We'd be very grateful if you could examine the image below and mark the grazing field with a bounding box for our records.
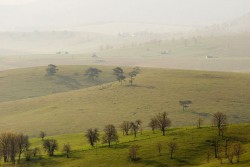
[6,124,250,167]
[0,66,249,136]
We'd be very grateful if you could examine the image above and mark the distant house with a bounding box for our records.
[161,50,170,55]
[206,56,214,59]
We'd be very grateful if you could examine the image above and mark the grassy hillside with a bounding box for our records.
[0,65,116,102]
[0,66,249,135]
[5,124,250,167]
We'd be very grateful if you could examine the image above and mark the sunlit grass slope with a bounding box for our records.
[11,124,250,167]
[0,66,249,135]
[0,65,116,102]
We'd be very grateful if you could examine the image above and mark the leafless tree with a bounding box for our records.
[120,121,130,136]
[130,122,139,138]
[212,112,227,136]
[40,131,46,141]
[213,137,219,158]
[197,117,203,128]
[43,139,58,156]
[129,144,140,161]
[102,124,119,147]
[157,142,163,156]
[156,112,171,136]
[136,119,142,135]
[149,118,158,133]
[168,141,177,159]
[207,150,211,163]
[85,128,99,147]
[233,142,243,163]
[63,143,71,158]
[16,133,29,164]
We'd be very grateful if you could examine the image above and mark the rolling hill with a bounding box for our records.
[0,66,249,136]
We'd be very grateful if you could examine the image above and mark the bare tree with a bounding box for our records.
[197,117,203,128]
[149,118,158,133]
[102,124,119,147]
[16,134,29,164]
[130,122,139,138]
[157,142,163,156]
[156,112,171,136]
[136,119,142,135]
[168,142,177,159]
[129,144,140,161]
[233,142,243,163]
[85,128,99,147]
[40,131,46,141]
[213,137,219,158]
[0,132,22,164]
[43,139,58,156]
[120,121,130,136]
[212,112,227,136]
[207,150,211,163]
[63,143,71,158]
[32,147,40,157]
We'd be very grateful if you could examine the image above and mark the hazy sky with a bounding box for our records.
[0,0,250,30]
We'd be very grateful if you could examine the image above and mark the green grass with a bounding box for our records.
[0,66,249,136]
[0,65,117,102]
[3,124,250,167]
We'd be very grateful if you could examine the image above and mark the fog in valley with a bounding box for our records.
[0,0,250,71]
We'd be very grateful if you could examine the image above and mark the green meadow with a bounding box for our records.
[4,124,250,167]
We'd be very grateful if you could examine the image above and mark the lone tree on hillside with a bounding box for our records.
[212,112,227,136]
[120,121,130,136]
[113,67,126,85]
[128,67,140,86]
[168,141,177,159]
[149,118,158,133]
[85,128,99,147]
[40,131,46,141]
[102,124,119,147]
[46,64,58,76]
[63,143,71,158]
[155,112,171,136]
[43,139,58,156]
[84,67,102,80]
[179,100,192,111]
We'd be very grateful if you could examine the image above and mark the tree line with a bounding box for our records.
[0,111,244,165]
[45,65,140,86]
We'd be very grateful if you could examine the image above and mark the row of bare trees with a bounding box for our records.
[120,120,142,137]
